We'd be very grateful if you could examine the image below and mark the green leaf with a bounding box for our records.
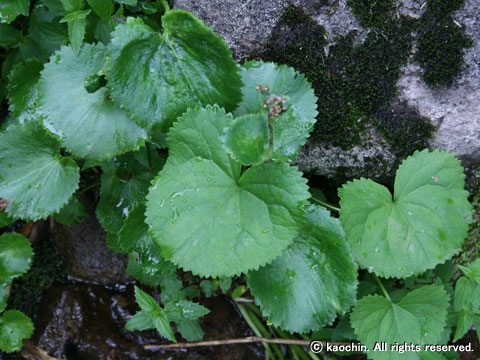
[339,150,472,278]
[0,122,80,220]
[234,61,318,161]
[146,106,309,277]
[0,0,30,24]
[126,286,176,342]
[53,196,87,225]
[60,0,83,12]
[177,320,204,341]
[7,59,44,124]
[164,300,210,322]
[458,259,480,282]
[454,277,480,312]
[351,285,449,360]
[159,274,184,304]
[67,18,86,55]
[60,9,91,22]
[0,212,16,228]
[96,149,165,233]
[453,310,474,342]
[221,113,270,165]
[38,43,147,161]
[87,0,113,19]
[117,203,149,252]
[0,24,22,47]
[126,253,163,287]
[0,310,34,353]
[247,205,358,333]
[114,0,136,5]
[105,12,242,132]
[0,233,33,285]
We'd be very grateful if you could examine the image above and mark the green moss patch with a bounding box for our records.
[347,0,396,28]
[374,105,433,157]
[262,5,413,148]
[426,0,465,19]
[415,13,472,87]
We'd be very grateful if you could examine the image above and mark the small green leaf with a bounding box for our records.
[114,0,136,5]
[87,0,113,19]
[247,205,358,333]
[458,259,480,282]
[127,286,176,342]
[53,196,87,225]
[231,285,245,299]
[454,277,480,312]
[199,280,215,298]
[453,310,474,342]
[177,320,204,341]
[117,203,149,252]
[105,12,242,132]
[0,212,16,228]
[38,43,147,161]
[0,122,80,220]
[351,285,449,360]
[146,106,309,277]
[234,61,318,161]
[7,59,44,124]
[0,310,34,353]
[159,275,184,304]
[0,24,22,47]
[164,300,210,322]
[0,0,30,24]
[60,9,91,22]
[60,0,83,12]
[0,233,33,285]
[339,150,472,278]
[221,113,270,165]
[67,18,86,55]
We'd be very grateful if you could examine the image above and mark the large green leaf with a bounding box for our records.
[0,122,80,220]
[0,24,22,47]
[7,59,44,124]
[0,233,33,285]
[38,43,147,161]
[0,310,34,353]
[339,150,472,278]
[247,205,358,333]
[0,0,30,24]
[96,147,165,233]
[233,61,318,161]
[146,106,310,277]
[105,11,242,132]
[351,285,449,360]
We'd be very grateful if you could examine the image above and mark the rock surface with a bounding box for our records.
[176,0,480,180]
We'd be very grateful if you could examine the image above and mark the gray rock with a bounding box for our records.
[174,0,290,59]
[397,0,480,165]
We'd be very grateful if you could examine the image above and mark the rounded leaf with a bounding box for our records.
[38,43,147,161]
[146,106,310,277]
[0,233,33,285]
[0,122,80,220]
[234,61,318,161]
[247,205,358,333]
[339,150,472,278]
[0,310,34,353]
[221,113,270,165]
[105,12,242,132]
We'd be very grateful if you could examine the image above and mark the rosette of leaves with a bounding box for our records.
[104,9,243,132]
[146,105,311,277]
[37,43,148,161]
[339,150,472,278]
[247,205,358,333]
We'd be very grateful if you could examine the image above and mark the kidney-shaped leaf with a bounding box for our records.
[339,150,472,278]
[105,12,242,132]
[234,61,318,161]
[146,106,310,277]
[0,122,80,220]
[351,285,449,360]
[38,43,147,161]
[247,205,358,333]
[0,310,34,353]
[0,233,33,285]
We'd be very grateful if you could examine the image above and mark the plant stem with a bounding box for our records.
[375,275,392,302]
[310,197,340,212]
[237,304,277,359]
